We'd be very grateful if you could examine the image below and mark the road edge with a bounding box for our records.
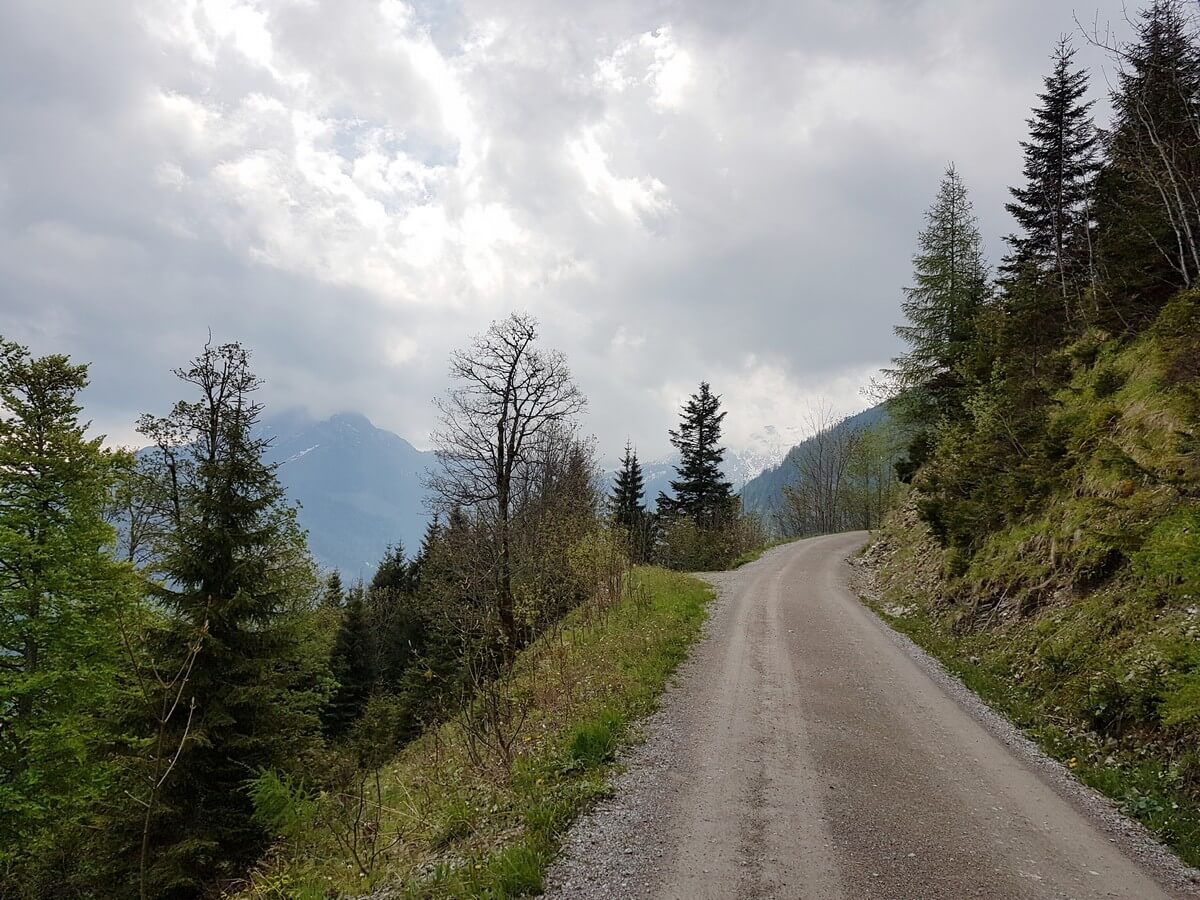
[847,548,1200,898]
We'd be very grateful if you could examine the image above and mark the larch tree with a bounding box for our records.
[889,164,990,424]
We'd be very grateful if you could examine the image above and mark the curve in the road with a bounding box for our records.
[544,532,1200,900]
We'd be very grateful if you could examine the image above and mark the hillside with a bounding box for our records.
[262,412,435,577]
[862,290,1200,863]
[739,403,889,526]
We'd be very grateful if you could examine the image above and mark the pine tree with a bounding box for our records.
[1003,37,1099,325]
[135,341,323,895]
[889,164,990,424]
[323,583,375,737]
[0,339,137,890]
[371,542,415,594]
[665,383,734,526]
[367,544,423,693]
[1095,0,1200,322]
[611,442,648,562]
[322,570,345,608]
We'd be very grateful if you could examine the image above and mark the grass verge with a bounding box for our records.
[239,567,713,899]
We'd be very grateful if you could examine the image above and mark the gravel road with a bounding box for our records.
[542,532,1200,900]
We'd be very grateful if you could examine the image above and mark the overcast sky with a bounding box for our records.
[0,0,1137,463]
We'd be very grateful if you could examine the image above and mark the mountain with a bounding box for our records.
[261,411,435,579]
[738,404,890,528]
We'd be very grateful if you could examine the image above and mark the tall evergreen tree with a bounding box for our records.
[367,544,423,693]
[323,583,375,737]
[371,542,415,594]
[611,442,648,562]
[1094,0,1200,322]
[1003,37,1099,325]
[889,164,990,424]
[611,442,646,528]
[135,341,322,896]
[322,570,345,608]
[0,339,137,891]
[663,383,734,526]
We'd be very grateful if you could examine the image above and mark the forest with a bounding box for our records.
[872,0,1200,864]
[0,310,760,897]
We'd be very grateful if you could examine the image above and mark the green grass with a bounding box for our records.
[239,567,713,898]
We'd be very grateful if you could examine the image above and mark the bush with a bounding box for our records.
[654,513,765,571]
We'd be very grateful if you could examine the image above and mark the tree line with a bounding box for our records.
[887,2,1200,559]
[0,311,763,896]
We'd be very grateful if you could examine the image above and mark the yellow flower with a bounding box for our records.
[1068,757,1078,769]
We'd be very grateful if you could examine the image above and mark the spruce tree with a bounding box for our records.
[323,584,375,737]
[666,383,734,526]
[1095,0,1200,321]
[611,442,647,562]
[322,570,345,608]
[371,542,415,594]
[0,339,137,891]
[1003,37,1099,325]
[367,544,422,693]
[135,341,322,895]
[889,164,990,424]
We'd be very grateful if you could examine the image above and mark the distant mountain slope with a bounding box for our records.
[261,412,435,579]
[739,404,889,527]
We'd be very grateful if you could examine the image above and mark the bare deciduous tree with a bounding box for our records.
[429,313,585,652]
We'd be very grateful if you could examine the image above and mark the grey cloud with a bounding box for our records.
[0,0,1137,463]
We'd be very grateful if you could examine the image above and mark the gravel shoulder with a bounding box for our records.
[542,534,1200,900]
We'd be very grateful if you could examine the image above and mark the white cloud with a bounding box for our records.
[0,0,1137,461]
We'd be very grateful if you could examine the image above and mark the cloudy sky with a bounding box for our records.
[0,0,1136,464]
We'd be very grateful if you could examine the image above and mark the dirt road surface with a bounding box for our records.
[543,532,1200,900]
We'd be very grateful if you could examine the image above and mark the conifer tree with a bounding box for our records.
[611,442,648,562]
[371,542,415,594]
[665,383,734,526]
[135,341,322,895]
[323,570,345,608]
[367,544,423,693]
[323,583,375,737]
[0,339,137,889]
[889,165,990,424]
[1094,0,1200,320]
[611,442,646,528]
[1003,37,1099,324]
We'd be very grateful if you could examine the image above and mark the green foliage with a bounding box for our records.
[1132,507,1200,604]
[0,338,140,895]
[888,164,989,425]
[236,567,713,897]
[659,382,734,526]
[611,442,650,563]
[130,341,329,895]
[654,508,764,572]
[566,710,620,770]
